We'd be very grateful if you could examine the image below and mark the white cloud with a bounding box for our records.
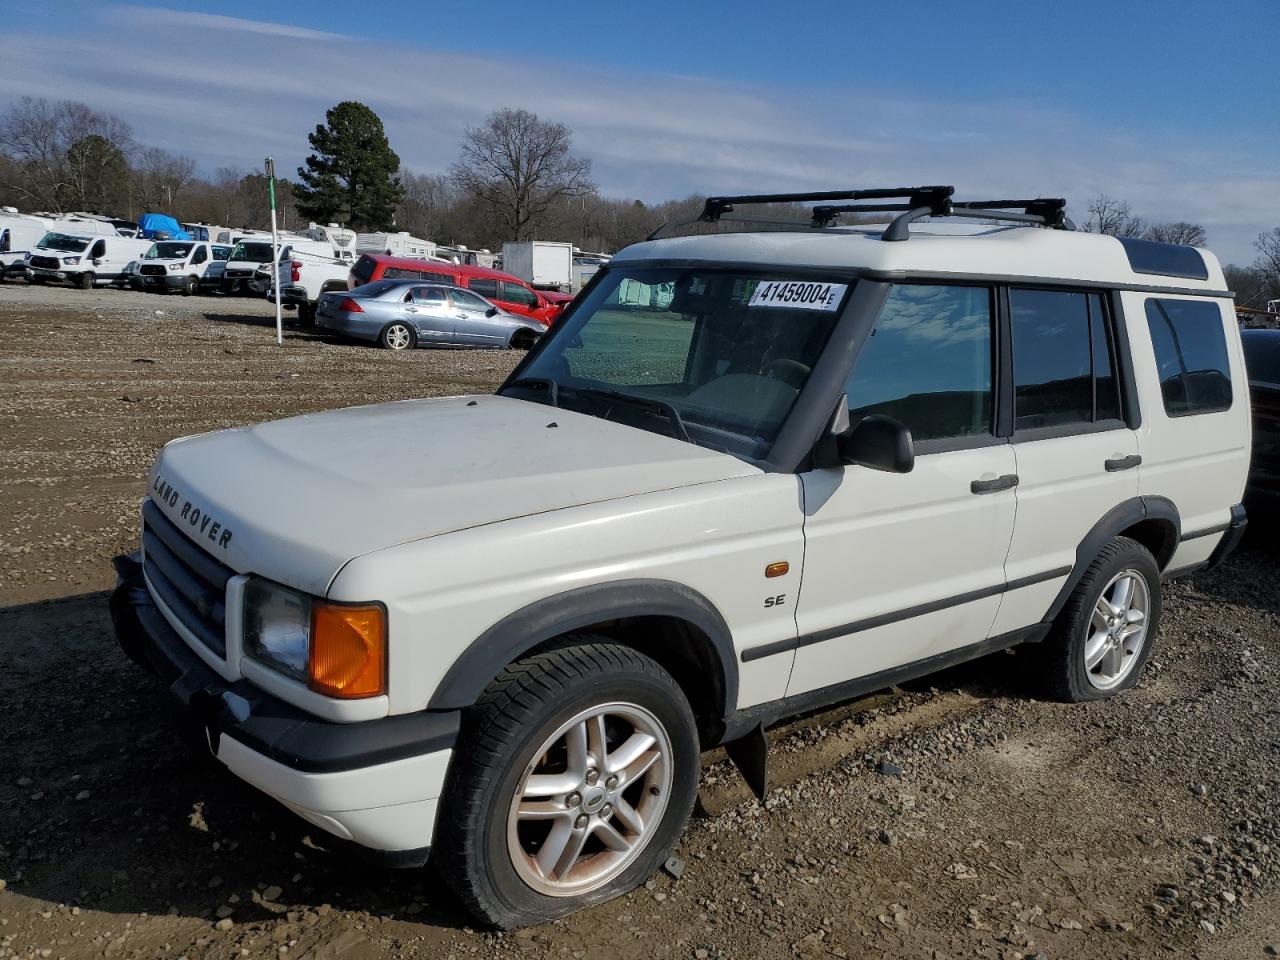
[1,5,1276,264]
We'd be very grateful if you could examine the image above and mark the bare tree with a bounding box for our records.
[1144,221,1207,246]
[0,97,133,212]
[396,170,459,239]
[132,146,196,211]
[1084,194,1146,238]
[1257,227,1280,284]
[451,108,594,241]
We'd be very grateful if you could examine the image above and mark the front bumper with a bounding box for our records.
[29,266,69,281]
[110,555,457,863]
[140,274,188,289]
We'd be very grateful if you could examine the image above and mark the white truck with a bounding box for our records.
[111,185,1250,928]
[134,240,233,295]
[262,239,356,323]
[502,240,574,292]
[357,231,436,260]
[0,209,55,280]
[26,231,153,289]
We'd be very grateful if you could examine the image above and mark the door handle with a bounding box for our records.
[455,312,469,319]
[971,474,1019,495]
[405,307,418,313]
[1105,454,1142,472]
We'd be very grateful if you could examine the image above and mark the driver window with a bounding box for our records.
[89,240,106,259]
[191,247,208,264]
[846,284,994,442]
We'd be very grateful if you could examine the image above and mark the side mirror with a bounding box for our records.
[486,307,498,317]
[837,414,914,473]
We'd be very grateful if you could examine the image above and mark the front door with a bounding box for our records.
[788,283,1018,697]
[450,288,510,346]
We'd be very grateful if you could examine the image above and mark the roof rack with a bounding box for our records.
[648,186,1073,242]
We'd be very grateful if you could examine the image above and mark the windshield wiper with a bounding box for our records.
[572,387,692,443]
[506,377,560,407]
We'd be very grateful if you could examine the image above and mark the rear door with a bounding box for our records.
[788,282,1018,696]
[404,287,454,342]
[988,287,1140,635]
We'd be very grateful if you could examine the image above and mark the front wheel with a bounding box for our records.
[436,641,700,928]
[183,275,198,296]
[77,272,95,290]
[1035,535,1162,702]
[379,321,416,351]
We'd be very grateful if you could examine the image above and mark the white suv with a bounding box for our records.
[111,186,1250,928]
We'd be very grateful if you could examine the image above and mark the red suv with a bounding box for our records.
[348,254,565,326]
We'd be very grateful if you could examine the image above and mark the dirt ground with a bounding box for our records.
[1,282,1279,960]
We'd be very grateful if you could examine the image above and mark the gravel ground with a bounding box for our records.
[1,282,1279,960]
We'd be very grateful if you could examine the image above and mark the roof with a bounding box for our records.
[357,251,527,285]
[613,223,1227,293]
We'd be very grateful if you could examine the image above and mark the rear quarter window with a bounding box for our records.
[1144,298,1233,416]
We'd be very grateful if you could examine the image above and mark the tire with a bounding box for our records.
[182,275,198,297]
[298,302,317,326]
[1035,535,1162,702]
[436,640,700,929]
[77,272,95,290]
[29,275,45,285]
[379,321,416,351]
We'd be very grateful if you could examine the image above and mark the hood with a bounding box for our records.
[148,394,758,595]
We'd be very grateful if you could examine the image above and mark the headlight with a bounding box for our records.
[168,263,183,271]
[243,578,386,698]
[64,256,81,265]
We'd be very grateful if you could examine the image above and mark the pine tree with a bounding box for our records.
[294,102,404,230]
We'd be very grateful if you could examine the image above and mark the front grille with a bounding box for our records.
[141,499,234,657]
[140,264,166,276]
[225,268,252,278]
[29,255,59,269]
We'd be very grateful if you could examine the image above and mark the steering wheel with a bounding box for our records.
[762,358,812,389]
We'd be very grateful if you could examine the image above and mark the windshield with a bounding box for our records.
[229,241,274,263]
[145,242,195,260]
[507,267,850,462]
[39,232,90,253]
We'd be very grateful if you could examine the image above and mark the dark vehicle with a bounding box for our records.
[1242,329,1280,508]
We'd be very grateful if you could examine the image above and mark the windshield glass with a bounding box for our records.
[146,242,195,260]
[39,232,90,253]
[508,267,850,462]
[229,241,274,263]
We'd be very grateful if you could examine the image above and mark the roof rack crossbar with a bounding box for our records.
[700,185,953,223]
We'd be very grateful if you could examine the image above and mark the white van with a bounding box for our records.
[0,210,55,280]
[135,240,234,295]
[221,237,279,295]
[111,185,1250,928]
[26,232,153,289]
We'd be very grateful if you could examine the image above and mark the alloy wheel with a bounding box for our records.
[1083,568,1150,690]
[506,702,672,897]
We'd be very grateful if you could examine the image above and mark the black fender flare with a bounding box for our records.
[427,579,739,715]
[1043,495,1180,623]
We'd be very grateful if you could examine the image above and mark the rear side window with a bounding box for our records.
[212,246,231,261]
[1242,333,1280,386]
[468,277,499,298]
[1144,299,1233,416]
[846,284,994,442]
[500,280,538,307]
[350,255,375,285]
[1010,289,1121,430]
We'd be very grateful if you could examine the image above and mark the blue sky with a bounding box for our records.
[4,0,1278,264]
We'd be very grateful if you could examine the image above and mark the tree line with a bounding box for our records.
[1,95,1277,306]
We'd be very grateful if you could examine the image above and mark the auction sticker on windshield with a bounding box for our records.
[749,280,847,311]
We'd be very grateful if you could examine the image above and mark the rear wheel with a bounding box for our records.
[436,641,700,928]
[77,272,94,290]
[380,322,416,351]
[1035,535,1161,702]
[298,302,317,326]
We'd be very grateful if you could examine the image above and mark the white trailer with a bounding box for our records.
[0,209,55,279]
[502,241,574,291]
[356,231,436,260]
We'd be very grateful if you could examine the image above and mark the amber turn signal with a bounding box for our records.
[308,602,386,698]
[765,561,790,578]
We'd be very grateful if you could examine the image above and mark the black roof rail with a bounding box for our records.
[648,188,1074,243]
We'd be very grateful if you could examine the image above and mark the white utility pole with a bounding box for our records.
[266,157,283,345]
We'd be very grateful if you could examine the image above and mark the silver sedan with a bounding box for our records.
[315,280,545,351]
